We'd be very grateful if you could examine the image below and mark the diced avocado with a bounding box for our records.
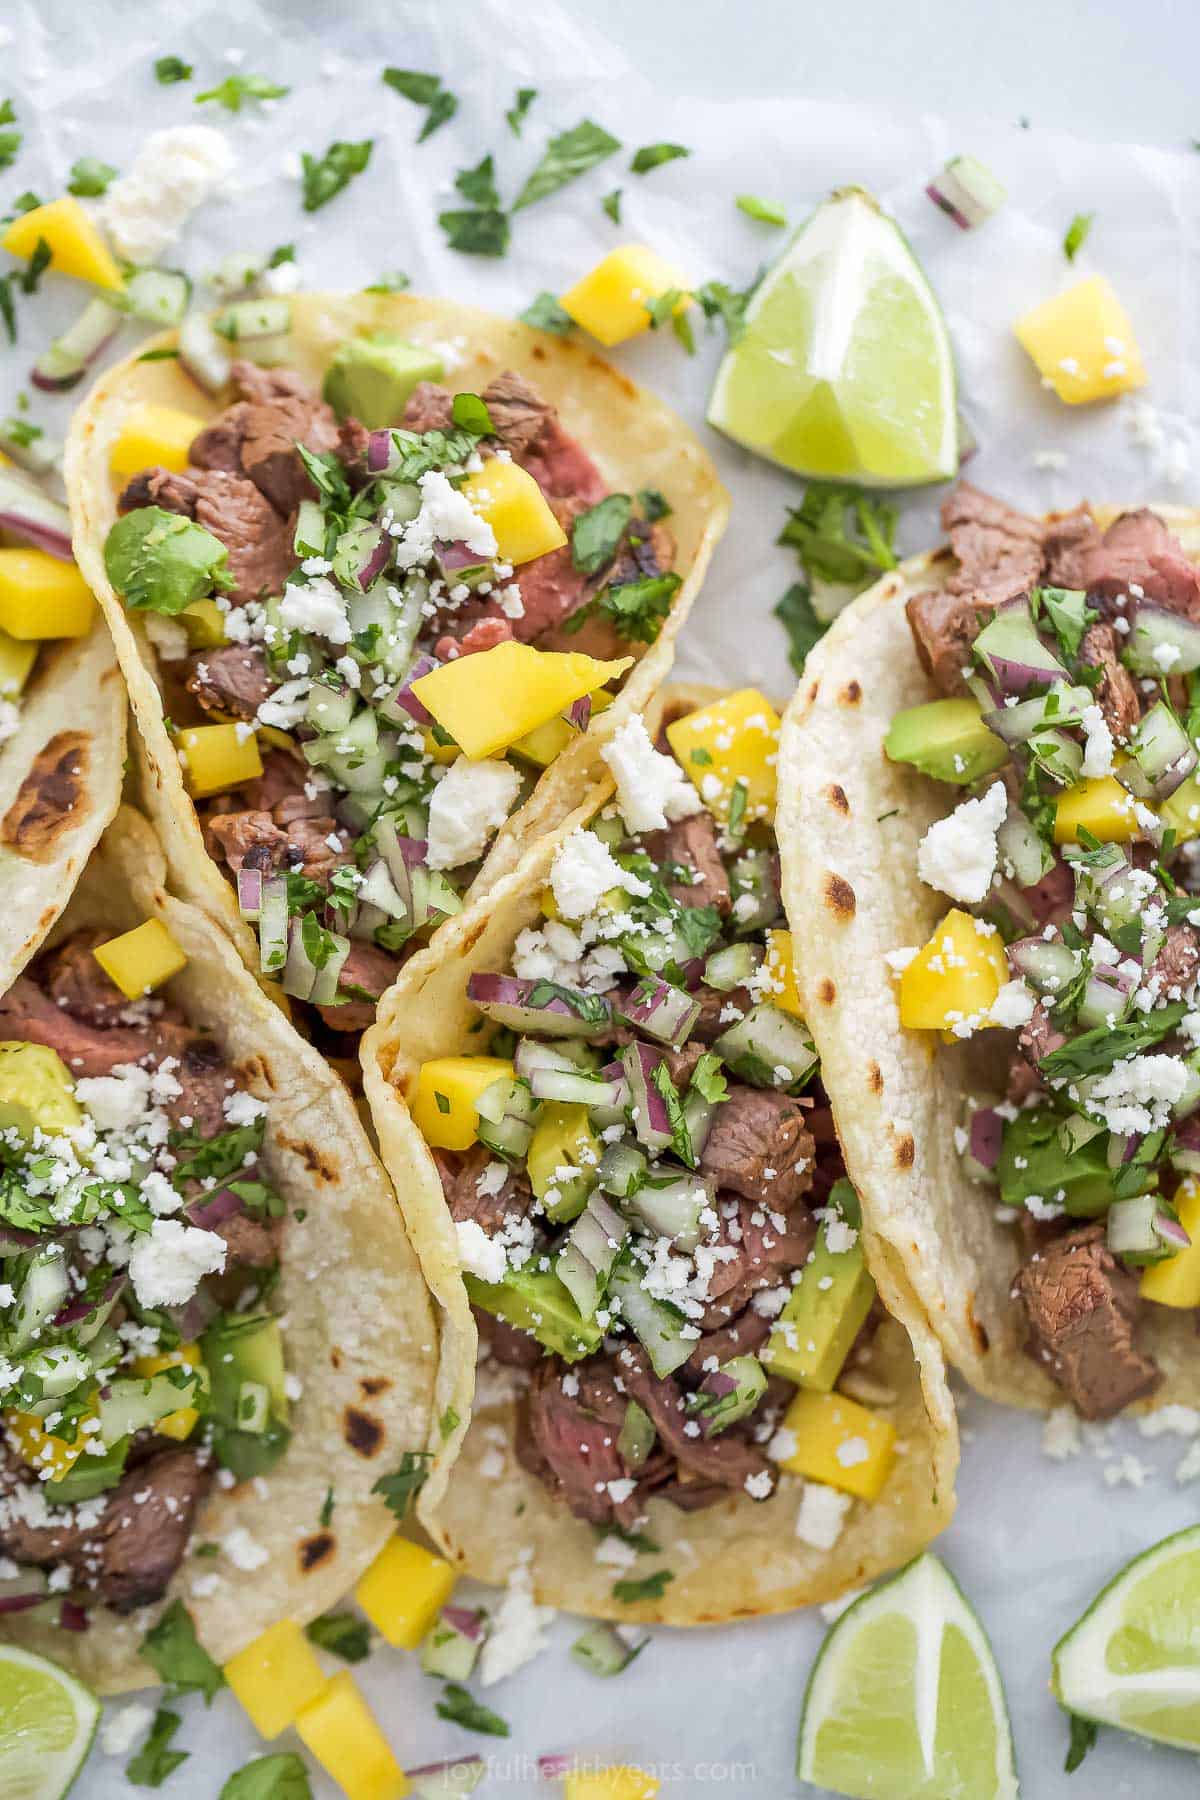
[997,1108,1122,1216]
[104,507,231,616]
[464,1268,602,1363]
[884,697,1008,786]
[526,1102,600,1223]
[45,1435,129,1505]
[201,1314,288,1426]
[764,1224,876,1391]
[0,1041,82,1141]
[97,1371,202,1446]
[322,333,445,430]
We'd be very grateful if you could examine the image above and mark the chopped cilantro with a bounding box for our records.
[774,583,827,675]
[19,237,51,295]
[301,139,373,212]
[136,347,182,363]
[612,1568,674,1603]
[67,156,117,197]
[9,191,40,215]
[1037,585,1093,661]
[155,55,193,84]
[196,74,289,112]
[630,142,690,174]
[606,1524,661,1552]
[304,1611,370,1663]
[779,483,899,590]
[451,392,495,436]
[438,208,510,257]
[736,193,787,226]
[382,69,457,141]
[434,1091,451,1114]
[372,1450,433,1520]
[268,242,295,268]
[435,1683,510,1737]
[602,187,622,224]
[694,277,755,344]
[651,1059,696,1167]
[513,119,620,211]
[0,98,20,171]
[637,487,670,522]
[319,1486,335,1530]
[597,572,680,644]
[572,493,632,575]
[690,1052,729,1107]
[454,153,501,209]
[520,291,573,334]
[364,269,411,294]
[141,1601,225,1703]
[727,778,749,839]
[1040,1003,1188,1080]
[441,1404,461,1437]
[220,1754,313,1800]
[506,87,537,136]
[127,1708,187,1787]
[1063,212,1095,263]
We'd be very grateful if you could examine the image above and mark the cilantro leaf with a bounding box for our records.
[506,87,537,136]
[0,99,20,171]
[1037,585,1093,661]
[630,142,690,174]
[572,494,632,575]
[438,208,510,257]
[383,69,457,141]
[689,1052,729,1107]
[598,572,680,644]
[319,1485,335,1527]
[304,1611,371,1663]
[220,1754,313,1800]
[19,237,51,295]
[637,488,670,523]
[513,119,620,211]
[1064,1713,1099,1774]
[774,582,827,675]
[1039,1002,1188,1081]
[196,74,289,113]
[779,483,899,589]
[364,270,411,294]
[451,392,494,436]
[520,291,573,334]
[613,1568,674,1603]
[602,188,622,224]
[141,1601,226,1703]
[372,1450,433,1520]
[454,154,501,209]
[436,1683,510,1737]
[736,193,787,226]
[694,277,754,344]
[127,1708,187,1787]
[301,140,373,213]
[155,56,193,84]
[650,1059,696,1168]
[1063,212,1095,263]
[67,156,117,197]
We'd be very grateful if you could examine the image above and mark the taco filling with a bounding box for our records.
[101,352,680,1056]
[413,694,899,1532]
[0,921,292,1625]
[887,483,1200,1419]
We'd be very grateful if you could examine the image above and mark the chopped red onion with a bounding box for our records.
[620,1040,674,1152]
[1157,1213,1192,1250]
[237,867,265,921]
[184,1187,246,1229]
[925,155,1006,231]
[58,1600,89,1632]
[467,973,612,1040]
[367,429,393,474]
[567,695,591,732]
[52,1272,124,1329]
[0,470,74,561]
[968,1107,1003,1172]
[537,1756,575,1781]
[440,1605,486,1641]
[381,655,440,727]
[701,1369,739,1399]
[616,978,700,1048]
[0,1592,47,1615]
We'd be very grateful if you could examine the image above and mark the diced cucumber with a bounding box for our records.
[32,297,122,391]
[1107,1193,1175,1265]
[97,1370,200,1446]
[571,1621,644,1676]
[306,677,357,735]
[236,1380,271,1435]
[258,878,289,976]
[294,499,326,560]
[703,942,762,992]
[9,1250,70,1354]
[714,1003,818,1089]
[607,1251,693,1378]
[420,1606,487,1681]
[122,267,192,325]
[213,298,292,342]
[598,1140,647,1199]
[557,1192,629,1319]
[688,1354,767,1433]
[306,931,350,1007]
[15,1346,91,1412]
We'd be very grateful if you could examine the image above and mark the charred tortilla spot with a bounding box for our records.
[817,978,836,1005]
[531,343,546,362]
[806,679,819,704]
[895,1132,915,1169]
[330,1348,342,1370]
[299,1531,336,1572]
[967,1297,990,1354]
[868,1061,883,1095]
[826,784,849,815]
[839,681,862,705]
[823,872,856,918]
[277,1132,337,1182]
[360,1375,390,1398]
[462,920,487,953]
[343,1407,383,1458]
[2,732,90,862]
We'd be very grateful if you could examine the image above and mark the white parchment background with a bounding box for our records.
[6,0,1200,1793]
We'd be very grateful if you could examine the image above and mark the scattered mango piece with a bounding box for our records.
[224,1618,329,1740]
[131,1342,204,1441]
[1014,275,1146,404]
[109,403,205,479]
[1142,1180,1200,1309]
[178,722,263,798]
[355,1536,457,1650]
[0,629,38,696]
[295,1671,410,1800]
[459,460,567,566]
[93,919,187,1001]
[898,908,1009,1033]
[764,929,804,1020]
[1,196,123,291]
[4,1405,94,1481]
[412,642,630,762]
[777,1388,896,1500]
[561,244,691,346]
[0,550,94,640]
[1054,773,1142,845]
[665,688,781,825]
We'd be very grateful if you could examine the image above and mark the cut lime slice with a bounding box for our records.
[1053,1522,1200,1752]
[0,1643,99,1800]
[708,187,957,487]
[797,1553,1017,1798]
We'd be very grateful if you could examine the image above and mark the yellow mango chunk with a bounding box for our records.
[93,919,188,1001]
[1141,1180,1200,1309]
[181,598,228,649]
[178,722,263,798]
[1015,275,1146,405]
[131,1342,203,1441]
[764,929,804,1020]
[566,1769,661,1800]
[355,1535,457,1650]
[665,688,781,826]
[295,1671,410,1800]
[527,1101,600,1221]
[1159,773,1200,845]
[1054,773,1141,845]
[4,1405,95,1481]
[561,244,692,347]
[0,629,38,697]
[224,1618,329,1740]
[109,403,205,479]
[0,1041,82,1138]
[0,550,94,640]
[411,1055,514,1151]
[1,196,123,291]
[458,461,567,566]
[510,685,615,768]
[777,1388,897,1501]
[898,908,1009,1032]
[412,641,631,762]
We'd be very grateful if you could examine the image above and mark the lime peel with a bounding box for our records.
[0,1643,100,1800]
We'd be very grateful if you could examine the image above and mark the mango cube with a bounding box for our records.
[0,629,38,697]
[1014,275,1146,405]
[296,1672,409,1800]
[764,929,803,1020]
[777,1388,896,1501]
[1141,1180,1200,1309]
[566,1770,661,1800]
[411,1055,514,1151]
[4,1405,94,1481]
[178,722,263,798]
[355,1535,457,1649]
[665,688,781,826]
[131,1342,203,1441]
[1,196,124,292]
[420,726,461,768]
[224,1618,329,1739]
[181,598,228,649]
[458,461,567,566]
[93,919,188,1001]
[411,642,631,762]
[110,403,205,479]
[1161,772,1200,846]
[561,244,691,347]
[0,550,94,641]
[898,908,1008,1032]
[1054,773,1141,845]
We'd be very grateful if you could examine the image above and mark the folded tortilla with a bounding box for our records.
[64,293,729,980]
[2,804,437,1691]
[777,506,1200,1411]
[363,686,957,1623]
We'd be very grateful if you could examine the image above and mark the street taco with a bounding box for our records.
[780,484,1200,1420]
[65,293,728,1079]
[364,686,956,1622]
[0,804,436,1692]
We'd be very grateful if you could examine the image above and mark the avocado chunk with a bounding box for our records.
[997,1107,1132,1217]
[104,507,231,616]
[464,1267,602,1362]
[202,1314,288,1424]
[322,333,445,430]
[45,1436,129,1506]
[0,1041,82,1142]
[764,1222,876,1391]
[884,697,1008,786]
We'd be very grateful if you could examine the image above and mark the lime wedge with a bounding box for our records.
[708,187,957,486]
[1053,1523,1200,1752]
[0,1644,99,1800]
[797,1553,1017,1798]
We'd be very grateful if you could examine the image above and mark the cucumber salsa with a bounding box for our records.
[103,332,681,1072]
[889,483,1200,1419]
[414,694,899,1535]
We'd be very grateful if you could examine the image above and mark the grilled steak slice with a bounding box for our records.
[641,811,731,915]
[434,1144,534,1235]
[1079,622,1141,742]
[698,1191,816,1326]
[314,940,401,1034]
[186,646,274,722]
[618,1346,775,1498]
[1013,1224,1162,1419]
[519,1357,640,1528]
[698,1089,815,1209]
[41,930,133,1028]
